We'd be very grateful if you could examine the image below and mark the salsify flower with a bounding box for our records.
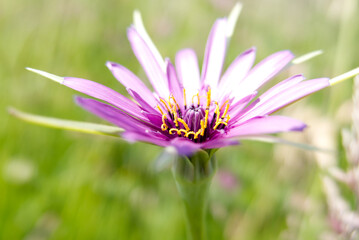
[12,4,359,240]
[23,6,333,156]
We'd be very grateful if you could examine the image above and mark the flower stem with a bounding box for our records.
[172,150,217,240]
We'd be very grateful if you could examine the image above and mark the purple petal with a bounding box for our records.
[228,92,257,118]
[127,27,169,97]
[175,48,200,102]
[201,18,228,90]
[75,96,158,132]
[232,50,295,100]
[141,112,163,127]
[241,78,330,120]
[202,138,239,149]
[217,47,256,99]
[170,138,201,156]
[127,89,160,115]
[227,116,307,138]
[257,74,305,103]
[122,131,169,147]
[166,59,184,111]
[63,77,145,120]
[106,61,158,107]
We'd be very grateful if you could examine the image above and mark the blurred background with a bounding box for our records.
[1,0,359,239]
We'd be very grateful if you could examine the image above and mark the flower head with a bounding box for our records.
[26,5,331,156]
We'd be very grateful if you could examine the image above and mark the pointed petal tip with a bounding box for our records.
[330,67,359,86]
[7,106,18,116]
[292,50,323,65]
[294,123,307,131]
[26,67,64,84]
[226,2,243,38]
[105,61,116,70]
[244,47,256,54]
[133,9,142,25]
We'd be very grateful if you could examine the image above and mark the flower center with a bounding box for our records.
[157,88,231,142]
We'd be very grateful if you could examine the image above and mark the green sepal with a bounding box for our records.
[9,107,123,137]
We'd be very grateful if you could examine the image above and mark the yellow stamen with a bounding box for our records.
[169,128,178,135]
[157,105,164,115]
[169,128,187,136]
[170,95,180,110]
[158,87,231,140]
[160,98,170,112]
[194,120,205,139]
[213,121,227,130]
[204,110,209,128]
[206,87,211,108]
[213,115,230,130]
[183,88,187,108]
[177,118,190,131]
[200,120,205,136]
[225,115,230,124]
[178,129,187,136]
[194,129,202,139]
[185,131,196,138]
[161,114,168,131]
[192,93,200,106]
[220,100,229,111]
[172,105,179,127]
[221,103,230,119]
[167,97,173,109]
[215,103,220,124]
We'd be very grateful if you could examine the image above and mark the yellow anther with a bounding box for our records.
[183,88,187,108]
[200,120,205,136]
[220,100,229,111]
[221,103,230,119]
[173,105,179,127]
[192,93,200,106]
[178,129,188,136]
[177,118,190,131]
[225,115,230,123]
[160,98,170,112]
[194,130,202,139]
[170,95,180,110]
[213,122,221,130]
[194,121,205,139]
[215,103,220,124]
[157,105,164,115]
[185,131,196,138]
[169,128,178,135]
[167,101,173,109]
[206,87,211,108]
[213,115,230,130]
[213,121,224,130]
[204,110,209,128]
[161,114,168,131]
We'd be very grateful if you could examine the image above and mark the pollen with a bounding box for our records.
[158,88,231,142]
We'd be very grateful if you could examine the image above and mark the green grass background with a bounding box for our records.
[1,0,359,239]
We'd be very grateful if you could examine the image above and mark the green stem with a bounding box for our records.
[172,150,217,240]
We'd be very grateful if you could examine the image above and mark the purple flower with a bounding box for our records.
[27,8,330,156]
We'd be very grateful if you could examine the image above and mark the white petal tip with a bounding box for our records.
[292,50,323,65]
[131,9,166,72]
[133,9,142,26]
[330,67,359,86]
[226,2,243,38]
[26,67,64,84]
[105,61,115,69]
